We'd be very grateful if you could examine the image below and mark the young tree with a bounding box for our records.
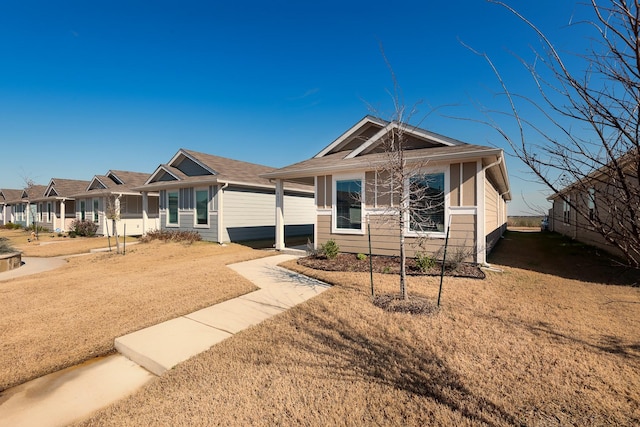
[105,195,122,254]
[472,0,640,267]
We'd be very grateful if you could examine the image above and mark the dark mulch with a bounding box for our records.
[297,253,485,279]
[372,293,439,315]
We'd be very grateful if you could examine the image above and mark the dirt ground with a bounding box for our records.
[77,231,640,426]
[1,228,131,257]
[0,236,270,391]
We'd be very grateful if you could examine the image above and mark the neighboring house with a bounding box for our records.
[137,148,315,243]
[0,189,24,225]
[72,170,159,237]
[1,186,48,228]
[33,179,91,232]
[262,116,511,264]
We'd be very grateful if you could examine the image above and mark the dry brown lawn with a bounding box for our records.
[0,240,270,391]
[76,231,640,426]
[1,228,133,257]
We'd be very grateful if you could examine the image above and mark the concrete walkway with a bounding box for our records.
[0,256,68,281]
[0,254,330,427]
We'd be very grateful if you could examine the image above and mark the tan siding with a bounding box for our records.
[317,214,477,261]
[376,170,392,207]
[450,163,460,207]
[365,171,376,207]
[325,175,332,207]
[484,177,498,233]
[462,162,477,206]
[316,176,326,208]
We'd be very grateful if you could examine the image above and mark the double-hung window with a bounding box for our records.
[195,188,209,226]
[333,176,363,233]
[409,173,445,233]
[167,191,179,226]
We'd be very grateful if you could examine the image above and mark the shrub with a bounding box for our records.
[319,239,339,259]
[139,229,202,244]
[0,237,16,254]
[69,219,98,237]
[24,224,49,233]
[2,222,21,230]
[356,253,367,261]
[415,251,436,272]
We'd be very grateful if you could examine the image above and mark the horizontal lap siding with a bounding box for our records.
[283,193,315,225]
[317,214,477,260]
[484,177,500,252]
[224,188,275,228]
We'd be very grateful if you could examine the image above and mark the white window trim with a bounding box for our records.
[405,167,449,239]
[332,172,365,235]
[166,190,180,227]
[193,187,210,228]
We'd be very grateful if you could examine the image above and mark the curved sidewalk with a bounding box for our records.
[0,256,68,281]
[0,254,330,427]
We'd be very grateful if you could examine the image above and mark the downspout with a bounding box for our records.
[217,182,229,244]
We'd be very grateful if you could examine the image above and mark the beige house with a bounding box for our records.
[33,179,91,232]
[1,186,48,228]
[263,116,511,264]
[72,170,159,237]
[0,189,24,226]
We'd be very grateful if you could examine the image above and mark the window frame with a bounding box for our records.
[194,187,210,228]
[167,190,180,227]
[405,168,449,238]
[93,199,100,223]
[332,173,365,235]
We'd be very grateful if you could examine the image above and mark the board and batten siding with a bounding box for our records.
[159,187,219,242]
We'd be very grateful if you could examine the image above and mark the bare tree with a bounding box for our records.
[469,0,640,267]
[105,194,121,254]
[361,51,446,299]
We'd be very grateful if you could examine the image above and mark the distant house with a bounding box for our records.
[263,116,511,264]
[72,170,159,236]
[1,186,48,228]
[33,179,90,232]
[0,189,25,226]
[137,148,315,244]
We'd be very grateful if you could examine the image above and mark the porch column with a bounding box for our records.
[275,179,285,250]
[2,204,5,225]
[60,200,66,232]
[141,192,149,235]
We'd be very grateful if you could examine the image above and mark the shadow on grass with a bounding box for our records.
[282,305,519,426]
[488,230,640,286]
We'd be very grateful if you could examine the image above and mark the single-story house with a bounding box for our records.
[0,189,24,225]
[72,170,159,237]
[33,178,91,232]
[136,148,315,243]
[1,185,48,228]
[547,152,639,263]
[262,116,511,264]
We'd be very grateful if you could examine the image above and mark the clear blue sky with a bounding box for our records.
[0,1,590,215]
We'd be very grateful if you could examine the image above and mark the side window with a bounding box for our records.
[334,178,362,231]
[195,189,208,226]
[168,191,179,225]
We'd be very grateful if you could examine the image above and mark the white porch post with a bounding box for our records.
[60,200,66,232]
[141,192,149,235]
[477,161,487,265]
[275,179,285,250]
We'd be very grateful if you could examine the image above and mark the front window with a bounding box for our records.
[93,199,99,223]
[588,188,595,220]
[80,201,86,221]
[563,196,570,224]
[168,191,179,225]
[47,203,52,223]
[195,189,208,226]
[409,173,445,232]
[335,178,362,231]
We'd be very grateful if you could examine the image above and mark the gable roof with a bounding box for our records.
[262,116,511,199]
[74,170,154,197]
[37,178,91,201]
[0,188,27,204]
[140,148,312,193]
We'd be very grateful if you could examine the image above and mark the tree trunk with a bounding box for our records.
[113,219,120,254]
[399,210,407,299]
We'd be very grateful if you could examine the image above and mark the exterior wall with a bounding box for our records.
[317,213,476,259]
[484,176,504,253]
[159,187,219,242]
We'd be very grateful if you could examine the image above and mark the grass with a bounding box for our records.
[0,238,270,391]
[75,230,640,426]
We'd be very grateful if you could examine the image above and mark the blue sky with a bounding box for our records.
[0,1,590,214]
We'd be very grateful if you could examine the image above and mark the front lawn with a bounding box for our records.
[0,241,268,391]
[78,231,640,426]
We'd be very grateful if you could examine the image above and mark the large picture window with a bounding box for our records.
[195,189,208,226]
[168,191,179,225]
[335,178,362,231]
[409,173,445,232]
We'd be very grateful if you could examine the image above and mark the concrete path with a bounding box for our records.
[0,254,330,426]
[0,256,68,281]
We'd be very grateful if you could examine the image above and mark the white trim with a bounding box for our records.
[314,116,386,158]
[477,161,486,264]
[449,206,477,215]
[317,209,332,216]
[404,166,449,239]
[332,173,365,235]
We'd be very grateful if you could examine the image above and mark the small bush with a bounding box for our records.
[0,237,16,254]
[356,253,367,261]
[139,229,202,244]
[69,219,98,237]
[2,222,21,230]
[319,239,339,259]
[24,224,49,233]
[415,251,435,272]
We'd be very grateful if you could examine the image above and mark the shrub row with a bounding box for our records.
[139,229,202,244]
[69,219,98,237]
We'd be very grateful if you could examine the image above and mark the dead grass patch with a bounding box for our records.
[0,241,269,391]
[78,232,640,426]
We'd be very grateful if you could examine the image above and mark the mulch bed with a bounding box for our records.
[372,293,440,315]
[297,253,485,279]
